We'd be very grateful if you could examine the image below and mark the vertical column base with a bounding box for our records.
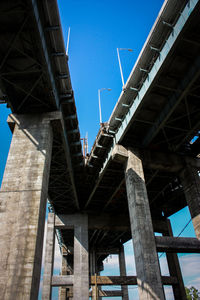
[73,214,89,300]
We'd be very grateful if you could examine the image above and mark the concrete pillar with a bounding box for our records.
[42,212,55,300]
[163,219,187,300]
[119,245,129,300]
[73,214,89,300]
[179,161,200,239]
[59,253,73,300]
[0,113,53,300]
[91,249,98,300]
[98,272,102,300]
[124,148,165,300]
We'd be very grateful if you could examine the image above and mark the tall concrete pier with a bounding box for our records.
[0,114,53,299]
[0,0,200,299]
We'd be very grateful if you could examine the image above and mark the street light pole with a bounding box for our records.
[66,27,70,56]
[117,48,133,87]
[98,88,111,126]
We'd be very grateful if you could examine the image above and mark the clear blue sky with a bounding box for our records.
[0,0,199,299]
[57,0,165,149]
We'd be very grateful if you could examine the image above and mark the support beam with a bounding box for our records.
[42,213,55,300]
[56,213,168,233]
[155,236,200,253]
[96,248,119,255]
[96,290,123,297]
[119,245,129,300]
[90,276,177,286]
[67,290,123,297]
[52,275,177,286]
[124,147,165,299]
[0,113,53,299]
[52,275,74,287]
[112,144,185,172]
[179,159,200,239]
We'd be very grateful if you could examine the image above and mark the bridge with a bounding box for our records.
[0,0,200,299]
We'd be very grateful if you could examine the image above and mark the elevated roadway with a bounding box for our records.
[84,0,200,257]
[0,0,200,285]
[0,0,85,213]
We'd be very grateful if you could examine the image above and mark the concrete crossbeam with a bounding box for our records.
[55,213,168,233]
[112,144,196,173]
[67,290,123,297]
[52,275,74,287]
[96,248,119,255]
[53,275,177,286]
[90,276,177,286]
[155,236,200,253]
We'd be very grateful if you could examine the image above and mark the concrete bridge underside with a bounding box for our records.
[0,0,200,299]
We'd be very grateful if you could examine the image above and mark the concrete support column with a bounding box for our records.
[0,113,53,300]
[163,219,186,300]
[91,249,98,300]
[73,214,89,300]
[42,212,55,300]
[179,161,200,239]
[98,272,102,300]
[124,148,165,300]
[59,254,73,300]
[119,245,129,300]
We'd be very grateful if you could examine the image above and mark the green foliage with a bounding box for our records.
[185,286,199,300]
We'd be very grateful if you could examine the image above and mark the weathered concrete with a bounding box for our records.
[124,148,165,300]
[56,213,169,234]
[163,219,187,300]
[0,113,53,300]
[73,214,89,300]
[68,290,123,297]
[90,249,98,300]
[180,160,200,239]
[42,212,55,300]
[112,144,185,173]
[59,253,73,300]
[155,236,200,253]
[90,275,177,286]
[119,245,129,300]
[52,275,74,286]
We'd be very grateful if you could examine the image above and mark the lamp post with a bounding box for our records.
[117,48,133,87]
[98,88,111,126]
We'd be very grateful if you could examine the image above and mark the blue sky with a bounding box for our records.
[0,0,200,299]
[57,0,165,149]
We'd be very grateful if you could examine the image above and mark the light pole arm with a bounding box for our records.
[98,89,102,124]
[117,48,125,87]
